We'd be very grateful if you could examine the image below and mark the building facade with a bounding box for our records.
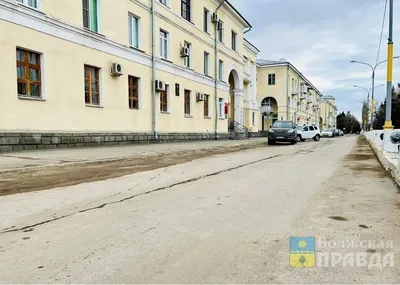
[256,60,323,131]
[242,39,259,132]
[0,0,258,150]
[320,95,337,129]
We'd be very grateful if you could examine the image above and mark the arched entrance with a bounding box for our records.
[228,68,243,124]
[260,97,278,131]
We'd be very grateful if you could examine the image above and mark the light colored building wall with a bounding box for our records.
[0,0,250,134]
[243,40,259,131]
[257,62,324,131]
[320,96,337,128]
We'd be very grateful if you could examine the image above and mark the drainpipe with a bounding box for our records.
[214,0,225,140]
[286,65,289,120]
[244,25,252,34]
[151,0,158,140]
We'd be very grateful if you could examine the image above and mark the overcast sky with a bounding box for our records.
[230,0,400,120]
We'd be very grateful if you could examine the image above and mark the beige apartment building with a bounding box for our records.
[320,95,337,129]
[0,0,260,151]
[256,60,325,131]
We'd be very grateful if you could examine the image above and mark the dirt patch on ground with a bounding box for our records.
[0,143,265,197]
[345,136,388,178]
[329,216,348,221]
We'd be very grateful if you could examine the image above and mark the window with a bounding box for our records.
[309,126,315,131]
[160,85,168,112]
[218,60,224,81]
[17,0,38,9]
[303,126,309,132]
[218,98,224,118]
[204,94,209,117]
[181,0,191,21]
[160,30,168,59]
[268,73,276,85]
[84,65,100,105]
[82,0,98,32]
[184,89,191,115]
[184,42,191,68]
[159,0,167,5]
[204,52,209,76]
[218,21,224,42]
[273,121,293,128]
[231,30,237,51]
[129,15,140,49]
[203,8,210,33]
[128,76,139,110]
[16,48,41,98]
[252,112,255,126]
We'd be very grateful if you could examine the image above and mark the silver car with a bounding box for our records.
[321,128,334,137]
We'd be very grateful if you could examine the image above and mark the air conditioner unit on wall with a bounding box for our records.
[196,92,205,101]
[155,80,166,92]
[211,13,218,23]
[181,46,190,57]
[111,63,123,76]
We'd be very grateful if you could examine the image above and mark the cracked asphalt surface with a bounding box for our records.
[0,136,399,284]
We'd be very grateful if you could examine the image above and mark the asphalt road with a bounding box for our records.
[0,136,399,284]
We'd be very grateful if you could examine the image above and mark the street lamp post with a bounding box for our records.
[350,56,399,131]
[385,0,394,130]
[353,84,385,130]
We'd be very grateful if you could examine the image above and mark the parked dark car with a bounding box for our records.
[268,121,298,145]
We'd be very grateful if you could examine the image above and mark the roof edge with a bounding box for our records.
[224,0,252,29]
[244,38,260,53]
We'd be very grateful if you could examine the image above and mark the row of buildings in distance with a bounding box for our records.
[0,0,338,151]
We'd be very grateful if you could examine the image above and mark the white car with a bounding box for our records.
[321,128,334,137]
[296,124,321,142]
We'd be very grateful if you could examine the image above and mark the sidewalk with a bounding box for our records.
[0,138,267,171]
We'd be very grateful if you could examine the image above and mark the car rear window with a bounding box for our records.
[273,122,293,128]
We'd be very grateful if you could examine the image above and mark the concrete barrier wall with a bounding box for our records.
[364,130,400,186]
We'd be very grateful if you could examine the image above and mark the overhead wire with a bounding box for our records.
[375,0,389,65]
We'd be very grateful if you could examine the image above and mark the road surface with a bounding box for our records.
[0,136,399,284]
